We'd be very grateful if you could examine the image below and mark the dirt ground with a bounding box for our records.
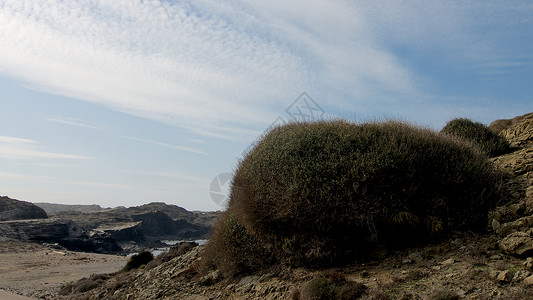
[0,241,127,299]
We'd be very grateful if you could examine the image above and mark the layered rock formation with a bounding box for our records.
[0,202,219,254]
[489,112,533,257]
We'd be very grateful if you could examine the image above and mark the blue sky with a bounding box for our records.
[0,1,532,211]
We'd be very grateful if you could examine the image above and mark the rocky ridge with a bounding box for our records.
[0,196,48,221]
[0,202,219,254]
[34,203,105,214]
[41,113,533,299]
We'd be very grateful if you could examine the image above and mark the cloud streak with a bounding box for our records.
[0,135,90,160]
[0,0,419,139]
[44,115,101,130]
[118,135,207,155]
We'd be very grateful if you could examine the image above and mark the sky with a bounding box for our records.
[0,0,532,211]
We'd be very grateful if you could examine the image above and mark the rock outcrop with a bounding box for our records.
[0,202,219,254]
[0,218,122,254]
[489,112,533,258]
[490,112,533,148]
[0,196,48,221]
[34,203,105,214]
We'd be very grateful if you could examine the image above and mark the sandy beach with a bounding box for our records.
[0,241,127,299]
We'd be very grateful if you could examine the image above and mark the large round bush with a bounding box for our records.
[206,120,502,271]
[441,118,511,157]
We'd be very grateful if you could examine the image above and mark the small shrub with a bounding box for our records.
[73,280,99,293]
[329,271,347,284]
[145,242,199,271]
[110,272,135,292]
[88,273,109,282]
[171,241,198,257]
[58,274,108,295]
[123,251,154,271]
[58,283,74,295]
[405,269,430,281]
[441,118,511,157]
[144,258,162,271]
[200,210,272,277]
[300,277,335,300]
[334,280,367,299]
[291,287,302,300]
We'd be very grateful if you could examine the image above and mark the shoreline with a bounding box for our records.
[0,241,127,298]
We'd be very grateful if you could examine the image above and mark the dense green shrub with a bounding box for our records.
[441,118,511,157]
[205,120,502,274]
[123,251,154,271]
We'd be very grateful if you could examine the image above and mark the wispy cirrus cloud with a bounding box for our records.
[0,0,531,138]
[118,135,207,155]
[0,135,90,160]
[0,0,419,140]
[44,115,101,130]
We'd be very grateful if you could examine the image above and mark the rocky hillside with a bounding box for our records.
[0,196,48,221]
[34,203,105,214]
[0,202,219,254]
[48,112,533,300]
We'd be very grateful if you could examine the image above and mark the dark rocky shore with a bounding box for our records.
[0,200,219,255]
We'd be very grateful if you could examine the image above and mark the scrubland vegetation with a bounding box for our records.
[45,113,533,300]
[202,119,503,277]
[441,118,511,157]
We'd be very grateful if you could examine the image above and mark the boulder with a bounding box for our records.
[524,275,533,286]
[492,148,533,176]
[499,231,533,256]
[496,270,514,283]
[496,215,533,237]
[489,112,533,133]
[524,257,533,270]
[499,113,533,148]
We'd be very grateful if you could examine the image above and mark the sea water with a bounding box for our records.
[151,239,207,256]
